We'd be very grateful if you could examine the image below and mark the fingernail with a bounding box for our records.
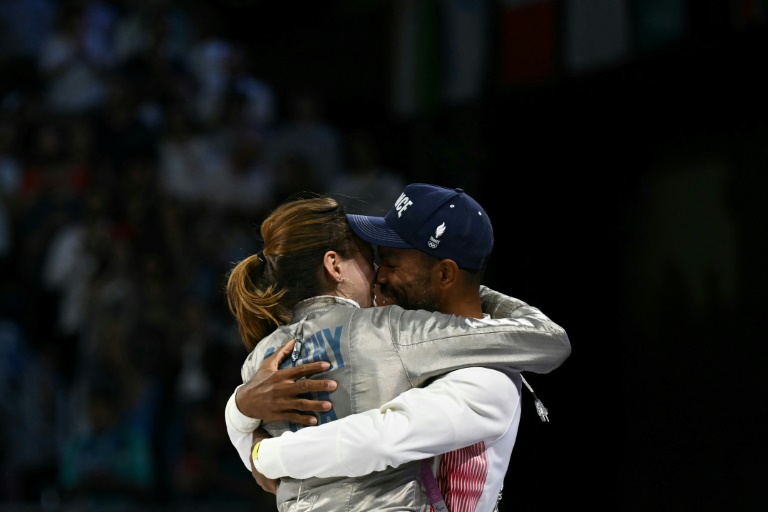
[320,362,330,370]
[323,402,332,410]
[308,417,318,425]
[327,381,337,390]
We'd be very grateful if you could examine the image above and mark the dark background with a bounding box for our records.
[1,1,766,511]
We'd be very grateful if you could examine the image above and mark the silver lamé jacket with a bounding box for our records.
[239,286,571,512]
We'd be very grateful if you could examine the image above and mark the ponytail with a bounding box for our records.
[226,253,291,351]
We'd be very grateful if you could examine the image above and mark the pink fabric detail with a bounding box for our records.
[436,442,488,512]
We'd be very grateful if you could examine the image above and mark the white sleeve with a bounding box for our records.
[224,385,263,471]
[254,367,520,479]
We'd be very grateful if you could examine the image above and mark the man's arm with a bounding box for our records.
[387,286,571,386]
[253,367,520,479]
[225,340,338,470]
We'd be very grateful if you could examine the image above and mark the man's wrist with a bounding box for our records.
[226,386,262,432]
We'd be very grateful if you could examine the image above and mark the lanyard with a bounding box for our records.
[420,459,448,512]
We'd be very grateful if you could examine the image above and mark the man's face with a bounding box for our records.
[374,246,439,311]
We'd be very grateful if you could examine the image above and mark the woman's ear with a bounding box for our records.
[323,250,343,282]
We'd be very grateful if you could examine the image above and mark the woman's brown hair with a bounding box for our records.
[226,196,359,351]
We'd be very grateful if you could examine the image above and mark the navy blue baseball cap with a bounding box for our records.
[346,183,493,271]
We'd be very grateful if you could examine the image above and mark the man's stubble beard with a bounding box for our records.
[389,270,439,312]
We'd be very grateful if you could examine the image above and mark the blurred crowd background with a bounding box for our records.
[1,1,766,511]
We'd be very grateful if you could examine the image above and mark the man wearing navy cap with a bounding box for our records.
[347,183,494,313]
[345,184,515,511]
[228,183,568,511]
[348,184,493,269]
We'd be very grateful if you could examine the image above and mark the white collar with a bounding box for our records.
[295,294,361,309]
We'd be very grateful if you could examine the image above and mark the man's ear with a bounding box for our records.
[322,251,343,282]
[434,259,459,289]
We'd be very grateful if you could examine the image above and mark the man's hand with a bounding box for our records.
[236,339,337,425]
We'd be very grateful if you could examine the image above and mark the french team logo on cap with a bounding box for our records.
[428,223,446,249]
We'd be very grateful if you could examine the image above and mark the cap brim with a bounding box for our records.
[346,214,412,248]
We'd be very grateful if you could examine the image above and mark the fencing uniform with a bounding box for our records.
[226,286,569,511]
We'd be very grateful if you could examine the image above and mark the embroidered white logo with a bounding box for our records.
[428,222,446,249]
[394,192,413,218]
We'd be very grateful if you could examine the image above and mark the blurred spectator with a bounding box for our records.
[79,236,141,369]
[0,324,60,503]
[59,372,156,509]
[0,198,10,263]
[206,127,276,215]
[174,298,215,406]
[186,25,234,127]
[328,129,408,215]
[40,188,108,384]
[228,46,277,134]
[112,0,195,135]
[156,102,212,204]
[0,113,22,200]
[267,89,344,194]
[37,3,111,115]
[170,398,268,508]
[77,0,121,68]
[112,0,193,68]
[0,114,19,264]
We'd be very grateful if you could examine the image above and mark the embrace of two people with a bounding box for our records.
[223,183,571,512]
